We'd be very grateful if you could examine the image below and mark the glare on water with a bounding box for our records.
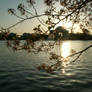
[60,41,71,58]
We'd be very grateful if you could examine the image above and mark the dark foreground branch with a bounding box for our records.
[37,44,92,73]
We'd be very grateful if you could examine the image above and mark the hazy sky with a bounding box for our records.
[0,0,88,35]
[0,0,21,26]
[0,0,46,35]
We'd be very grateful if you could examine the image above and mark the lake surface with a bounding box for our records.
[0,41,92,92]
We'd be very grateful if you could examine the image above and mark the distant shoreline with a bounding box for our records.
[0,39,92,41]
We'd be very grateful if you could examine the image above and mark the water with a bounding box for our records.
[0,41,92,92]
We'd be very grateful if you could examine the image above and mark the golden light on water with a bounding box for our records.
[60,41,72,75]
[60,42,71,58]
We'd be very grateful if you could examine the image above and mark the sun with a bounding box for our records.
[55,21,73,32]
[55,20,82,33]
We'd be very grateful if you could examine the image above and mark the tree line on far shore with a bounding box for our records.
[0,26,92,40]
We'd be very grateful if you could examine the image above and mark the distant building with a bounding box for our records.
[48,26,69,40]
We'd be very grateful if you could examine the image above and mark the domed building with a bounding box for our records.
[48,26,69,40]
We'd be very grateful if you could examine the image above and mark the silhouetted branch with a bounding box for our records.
[37,44,92,73]
[55,0,92,26]
[69,44,92,57]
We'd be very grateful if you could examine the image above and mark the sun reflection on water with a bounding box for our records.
[60,41,71,58]
[60,41,72,75]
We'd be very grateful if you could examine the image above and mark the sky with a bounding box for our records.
[0,0,46,35]
[0,0,87,35]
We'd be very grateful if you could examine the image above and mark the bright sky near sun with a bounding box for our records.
[0,0,82,35]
